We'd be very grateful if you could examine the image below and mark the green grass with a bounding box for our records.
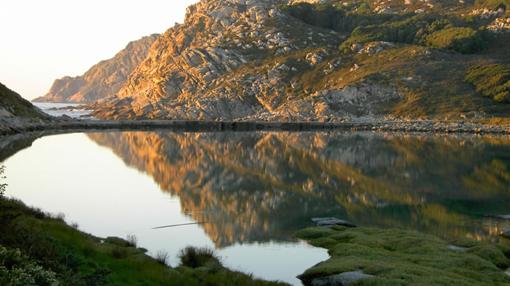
[296,226,510,285]
[0,197,287,286]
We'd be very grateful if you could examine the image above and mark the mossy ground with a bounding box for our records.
[296,226,510,285]
[0,197,287,286]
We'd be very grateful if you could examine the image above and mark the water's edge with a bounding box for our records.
[1,118,510,137]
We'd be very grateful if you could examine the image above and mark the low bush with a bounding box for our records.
[466,64,510,102]
[179,247,219,269]
[0,166,6,197]
[0,245,60,286]
[283,2,403,34]
[125,235,137,248]
[154,250,169,266]
[110,247,128,259]
[425,27,486,53]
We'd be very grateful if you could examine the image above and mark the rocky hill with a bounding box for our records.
[33,35,159,103]
[0,83,51,134]
[0,83,48,120]
[54,0,510,121]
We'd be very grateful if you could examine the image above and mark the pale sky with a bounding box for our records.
[0,0,198,100]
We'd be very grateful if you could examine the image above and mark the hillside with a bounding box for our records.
[33,35,159,103]
[0,83,48,120]
[42,0,510,121]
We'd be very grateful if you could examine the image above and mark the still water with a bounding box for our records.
[2,131,510,284]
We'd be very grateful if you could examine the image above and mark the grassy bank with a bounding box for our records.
[296,226,510,285]
[0,196,287,286]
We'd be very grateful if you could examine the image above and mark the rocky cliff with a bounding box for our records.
[48,0,510,121]
[34,35,159,103]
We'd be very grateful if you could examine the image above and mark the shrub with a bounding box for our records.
[0,245,60,286]
[154,250,169,266]
[126,235,137,248]
[283,3,402,34]
[340,14,436,51]
[0,166,6,197]
[104,237,131,247]
[466,64,510,102]
[178,247,219,269]
[475,0,510,9]
[425,27,486,53]
[110,247,128,259]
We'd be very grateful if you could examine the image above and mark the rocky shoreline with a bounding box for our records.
[1,117,510,137]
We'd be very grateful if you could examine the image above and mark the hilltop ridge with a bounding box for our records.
[33,35,159,103]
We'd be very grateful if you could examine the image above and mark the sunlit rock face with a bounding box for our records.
[88,131,510,246]
[90,0,405,121]
[34,35,159,103]
[38,0,510,120]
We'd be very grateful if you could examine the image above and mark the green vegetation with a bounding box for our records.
[466,64,510,103]
[282,3,404,34]
[179,247,219,269]
[285,3,489,54]
[296,226,510,285]
[426,27,486,54]
[278,1,510,119]
[0,196,287,286]
[0,166,6,197]
[0,246,59,286]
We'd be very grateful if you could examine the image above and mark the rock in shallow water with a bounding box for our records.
[311,217,356,227]
[311,270,374,286]
[447,245,468,252]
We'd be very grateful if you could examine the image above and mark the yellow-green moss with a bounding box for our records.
[297,226,510,285]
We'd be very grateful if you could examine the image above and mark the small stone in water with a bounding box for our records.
[312,217,356,227]
[311,270,374,286]
[447,245,468,252]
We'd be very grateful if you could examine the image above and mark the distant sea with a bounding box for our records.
[33,102,93,119]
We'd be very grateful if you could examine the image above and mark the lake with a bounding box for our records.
[2,131,510,285]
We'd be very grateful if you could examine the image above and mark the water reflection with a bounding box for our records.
[85,131,510,243]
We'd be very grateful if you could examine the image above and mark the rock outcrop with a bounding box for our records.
[34,35,159,103]
[39,0,510,121]
[91,0,402,121]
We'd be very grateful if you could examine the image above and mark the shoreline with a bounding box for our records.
[1,118,510,137]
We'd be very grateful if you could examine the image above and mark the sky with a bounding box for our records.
[0,0,198,100]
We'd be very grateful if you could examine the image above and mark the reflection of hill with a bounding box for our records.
[87,132,510,246]
[0,134,39,162]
